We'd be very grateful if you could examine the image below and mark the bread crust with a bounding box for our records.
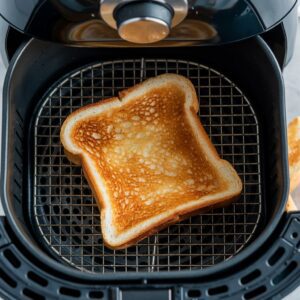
[61,74,242,249]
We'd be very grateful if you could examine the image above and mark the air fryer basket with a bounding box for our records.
[32,58,262,273]
[1,35,289,286]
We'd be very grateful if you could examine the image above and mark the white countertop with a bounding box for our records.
[0,23,299,298]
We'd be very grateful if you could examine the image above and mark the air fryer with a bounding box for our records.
[0,1,300,300]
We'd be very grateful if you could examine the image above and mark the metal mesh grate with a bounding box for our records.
[33,59,262,273]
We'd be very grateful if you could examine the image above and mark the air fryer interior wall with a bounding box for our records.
[1,36,288,279]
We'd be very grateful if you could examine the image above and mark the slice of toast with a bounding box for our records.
[286,117,300,212]
[288,117,300,192]
[60,73,242,249]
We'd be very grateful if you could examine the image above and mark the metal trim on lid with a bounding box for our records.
[118,17,171,43]
[100,0,188,30]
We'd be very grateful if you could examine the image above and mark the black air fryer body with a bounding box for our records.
[0,1,300,300]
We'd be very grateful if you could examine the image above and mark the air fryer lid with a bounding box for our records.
[0,0,297,46]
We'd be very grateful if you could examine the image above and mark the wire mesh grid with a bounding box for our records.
[33,59,262,273]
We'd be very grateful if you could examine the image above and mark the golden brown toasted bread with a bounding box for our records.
[60,74,242,249]
[286,117,300,212]
[288,117,300,192]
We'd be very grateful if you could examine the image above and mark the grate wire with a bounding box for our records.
[33,59,262,273]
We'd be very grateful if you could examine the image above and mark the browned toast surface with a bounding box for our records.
[71,85,227,231]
